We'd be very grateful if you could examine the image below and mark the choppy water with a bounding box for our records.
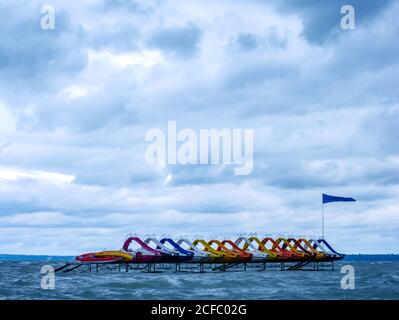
[1,257,398,299]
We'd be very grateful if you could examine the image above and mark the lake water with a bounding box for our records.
[1,255,398,299]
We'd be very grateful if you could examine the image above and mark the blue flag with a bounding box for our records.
[322,193,356,204]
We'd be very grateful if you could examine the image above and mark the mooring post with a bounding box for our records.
[244,263,247,271]
[96,264,99,272]
[200,263,204,273]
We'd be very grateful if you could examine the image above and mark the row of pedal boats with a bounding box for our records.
[76,236,344,264]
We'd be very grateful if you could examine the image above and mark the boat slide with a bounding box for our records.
[192,239,226,261]
[221,240,253,261]
[234,237,270,261]
[208,240,242,262]
[275,238,308,259]
[296,239,326,259]
[317,239,345,258]
[176,238,212,262]
[308,239,339,259]
[287,238,321,258]
[160,238,194,262]
[246,237,281,259]
[74,236,344,264]
[122,236,161,262]
[262,237,302,259]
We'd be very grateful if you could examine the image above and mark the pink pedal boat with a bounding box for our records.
[122,236,161,263]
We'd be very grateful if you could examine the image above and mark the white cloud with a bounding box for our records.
[88,49,163,68]
[0,167,75,184]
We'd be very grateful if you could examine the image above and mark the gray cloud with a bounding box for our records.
[236,33,258,51]
[233,28,287,52]
[0,2,87,91]
[274,0,395,43]
[147,23,202,58]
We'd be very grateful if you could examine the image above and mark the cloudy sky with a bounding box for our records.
[0,0,398,255]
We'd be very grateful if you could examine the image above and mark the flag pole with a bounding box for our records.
[322,199,325,240]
